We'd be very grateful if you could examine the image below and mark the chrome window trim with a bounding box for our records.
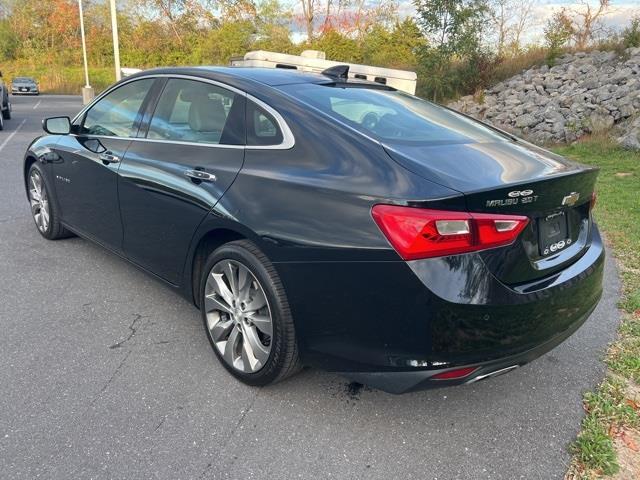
[73,134,246,150]
[71,73,295,150]
[245,95,295,150]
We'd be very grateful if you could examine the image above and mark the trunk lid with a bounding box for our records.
[384,140,599,285]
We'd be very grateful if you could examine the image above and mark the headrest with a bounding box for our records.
[188,96,227,133]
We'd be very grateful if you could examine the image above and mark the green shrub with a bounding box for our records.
[544,9,574,66]
[622,17,640,48]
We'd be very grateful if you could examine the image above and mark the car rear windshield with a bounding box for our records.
[281,83,509,145]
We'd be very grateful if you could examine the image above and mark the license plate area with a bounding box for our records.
[538,211,569,256]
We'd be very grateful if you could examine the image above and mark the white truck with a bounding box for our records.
[231,50,417,95]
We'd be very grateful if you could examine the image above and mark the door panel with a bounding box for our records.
[53,135,130,250]
[118,78,246,284]
[52,78,156,252]
[119,142,244,284]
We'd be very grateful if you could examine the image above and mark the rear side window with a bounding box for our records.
[282,84,509,145]
[246,100,283,146]
[147,79,243,145]
[82,79,154,137]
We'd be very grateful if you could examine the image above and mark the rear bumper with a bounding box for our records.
[342,299,598,393]
[277,226,604,393]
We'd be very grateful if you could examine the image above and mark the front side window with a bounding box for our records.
[147,79,241,145]
[81,79,154,137]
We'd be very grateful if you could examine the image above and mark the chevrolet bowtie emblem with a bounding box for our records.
[562,192,580,207]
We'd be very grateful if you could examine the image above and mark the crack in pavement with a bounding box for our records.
[199,389,261,479]
[87,313,149,408]
[154,416,166,432]
[88,350,132,408]
[109,313,145,349]
[153,405,183,434]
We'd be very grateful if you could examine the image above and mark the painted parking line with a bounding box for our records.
[33,100,42,110]
[0,119,27,153]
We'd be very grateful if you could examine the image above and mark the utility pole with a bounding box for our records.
[109,0,121,81]
[78,0,94,104]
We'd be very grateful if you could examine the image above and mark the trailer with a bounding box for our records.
[231,50,418,95]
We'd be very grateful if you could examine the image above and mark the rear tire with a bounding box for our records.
[200,240,301,386]
[27,163,73,240]
[0,112,4,130]
[1,92,10,120]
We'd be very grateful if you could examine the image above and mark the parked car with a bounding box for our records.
[11,76,39,95]
[22,66,604,393]
[0,70,12,130]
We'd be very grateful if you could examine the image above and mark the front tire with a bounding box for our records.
[200,240,301,386]
[27,163,72,240]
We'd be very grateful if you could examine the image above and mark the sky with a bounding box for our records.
[515,1,640,39]
[286,0,640,44]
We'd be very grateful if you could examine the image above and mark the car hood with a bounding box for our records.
[382,140,587,194]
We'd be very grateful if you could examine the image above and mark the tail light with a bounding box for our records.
[590,191,597,210]
[371,205,529,260]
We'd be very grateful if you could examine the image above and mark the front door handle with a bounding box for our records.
[185,169,216,182]
[99,152,120,164]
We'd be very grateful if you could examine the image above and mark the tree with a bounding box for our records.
[414,0,488,55]
[544,8,574,65]
[362,18,425,68]
[299,0,317,41]
[312,28,362,62]
[508,0,535,54]
[487,0,535,56]
[622,17,640,48]
[344,0,398,43]
[203,20,255,64]
[0,19,17,60]
[414,0,489,100]
[488,0,509,56]
[253,0,295,53]
[568,0,611,49]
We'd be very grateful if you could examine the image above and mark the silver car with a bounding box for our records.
[11,76,39,95]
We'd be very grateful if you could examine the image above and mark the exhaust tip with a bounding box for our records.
[466,365,519,384]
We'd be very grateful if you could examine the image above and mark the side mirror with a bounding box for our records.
[43,116,71,135]
[0,71,3,77]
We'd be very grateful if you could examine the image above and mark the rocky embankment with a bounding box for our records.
[448,47,640,149]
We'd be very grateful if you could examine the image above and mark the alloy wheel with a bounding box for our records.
[204,259,273,373]
[29,170,50,233]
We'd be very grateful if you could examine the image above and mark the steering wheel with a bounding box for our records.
[361,112,379,130]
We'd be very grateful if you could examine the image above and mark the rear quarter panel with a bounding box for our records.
[218,90,464,263]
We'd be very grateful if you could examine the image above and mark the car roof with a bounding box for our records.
[127,66,389,90]
[197,66,331,86]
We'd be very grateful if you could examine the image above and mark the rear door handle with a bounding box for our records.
[99,152,120,164]
[185,169,216,182]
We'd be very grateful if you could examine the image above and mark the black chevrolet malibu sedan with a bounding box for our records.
[23,67,603,393]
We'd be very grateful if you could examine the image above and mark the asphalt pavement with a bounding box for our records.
[0,94,622,479]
